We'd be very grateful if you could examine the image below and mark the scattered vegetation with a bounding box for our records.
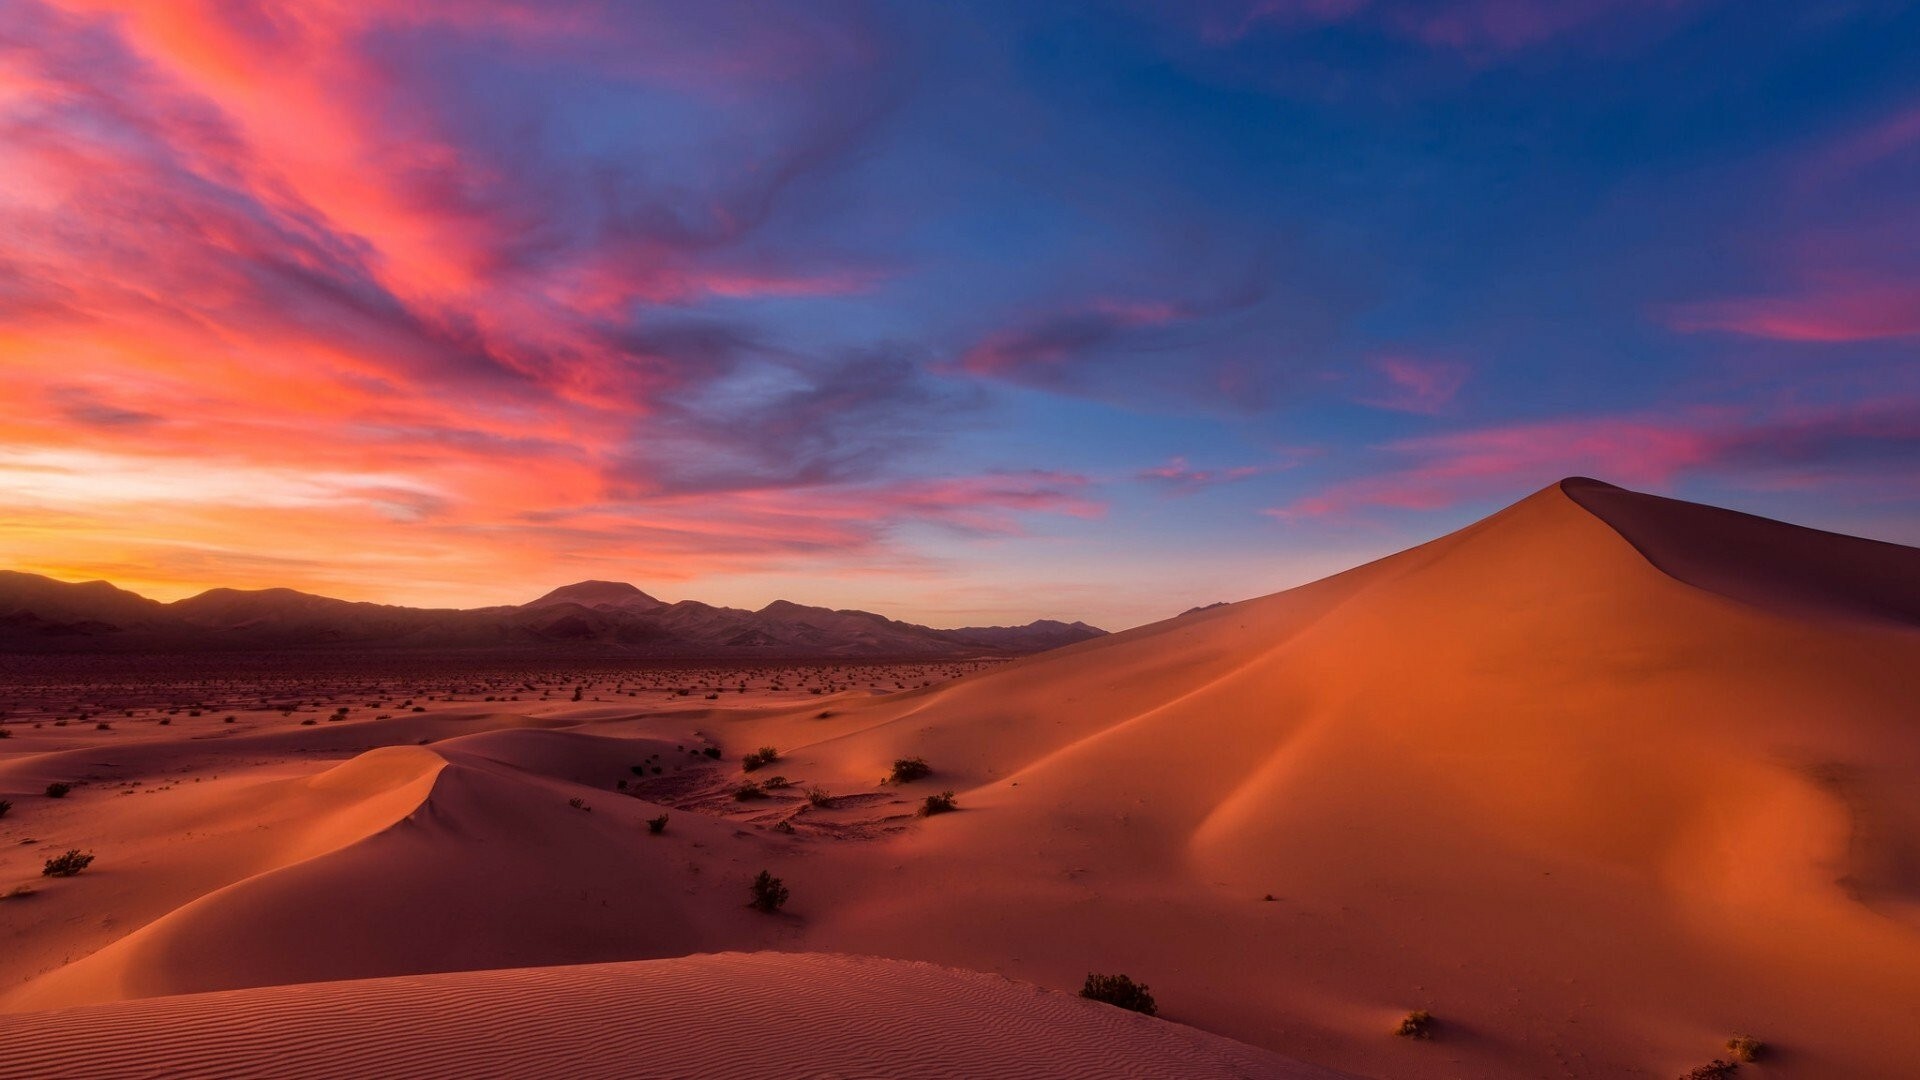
[735,782,769,801]
[761,775,791,790]
[920,790,959,816]
[773,819,795,834]
[44,782,71,799]
[1396,1010,1435,1039]
[1725,1036,1765,1063]
[1679,1062,1740,1080]
[1080,973,1156,1016]
[889,756,932,783]
[749,869,789,912]
[701,746,722,760]
[568,797,590,811]
[647,813,669,834]
[805,786,834,808]
[42,849,95,877]
[742,746,780,772]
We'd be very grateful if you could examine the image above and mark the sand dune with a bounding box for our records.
[0,952,1340,1079]
[3,479,1915,1078]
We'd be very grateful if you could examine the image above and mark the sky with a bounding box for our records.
[1,0,1917,630]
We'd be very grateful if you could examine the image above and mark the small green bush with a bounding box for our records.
[647,813,669,835]
[42,850,94,877]
[1396,1010,1434,1039]
[889,756,932,783]
[742,747,780,772]
[920,791,958,816]
[749,870,789,912]
[44,782,71,799]
[1725,1036,1764,1063]
[1080,973,1155,1015]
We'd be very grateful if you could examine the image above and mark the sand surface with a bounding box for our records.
[0,952,1340,1079]
[3,479,1916,1078]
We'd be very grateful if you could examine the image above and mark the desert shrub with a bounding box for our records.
[889,756,932,783]
[1724,1036,1764,1063]
[805,786,834,808]
[300,719,317,726]
[1680,1063,1739,1080]
[42,849,94,877]
[647,813,669,834]
[742,747,780,772]
[44,782,71,799]
[1396,1010,1435,1039]
[749,869,789,912]
[0,728,11,739]
[631,765,648,776]
[761,775,791,790]
[701,746,722,760]
[0,799,10,818]
[158,718,170,725]
[1080,973,1156,1015]
[774,819,795,834]
[735,782,768,801]
[920,791,958,816]
[568,797,590,811]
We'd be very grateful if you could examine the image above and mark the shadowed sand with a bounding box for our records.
[0,952,1344,1079]
[3,479,1916,1078]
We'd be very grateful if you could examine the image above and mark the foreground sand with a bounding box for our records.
[0,952,1340,1079]
[3,478,1916,1078]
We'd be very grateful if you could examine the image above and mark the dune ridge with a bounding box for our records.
[0,952,1340,1080]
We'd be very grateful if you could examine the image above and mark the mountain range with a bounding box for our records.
[0,573,1106,657]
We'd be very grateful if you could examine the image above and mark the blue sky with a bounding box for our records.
[2,0,1917,627]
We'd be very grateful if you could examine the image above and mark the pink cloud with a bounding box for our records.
[1136,456,1278,494]
[1665,285,1920,343]
[1797,100,1920,190]
[1267,399,1920,520]
[1356,355,1470,414]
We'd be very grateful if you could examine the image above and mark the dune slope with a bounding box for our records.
[0,952,1342,1080]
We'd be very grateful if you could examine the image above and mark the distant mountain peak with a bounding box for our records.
[524,581,665,610]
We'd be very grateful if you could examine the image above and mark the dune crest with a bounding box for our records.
[1562,476,1920,627]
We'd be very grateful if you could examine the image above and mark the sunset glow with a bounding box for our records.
[2,0,1916,625]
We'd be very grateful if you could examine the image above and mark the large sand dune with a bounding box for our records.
[3,478,1916,1078]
